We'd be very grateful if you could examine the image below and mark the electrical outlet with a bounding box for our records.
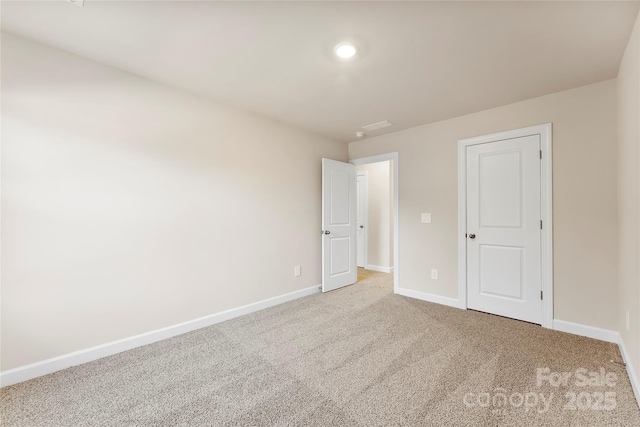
[294,266,301,277]
[626,310,630,331]
[421,213,432,223]
[68,0,85,7]
[431,269,438,280]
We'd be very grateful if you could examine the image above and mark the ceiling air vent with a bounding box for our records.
[362,120,394,132]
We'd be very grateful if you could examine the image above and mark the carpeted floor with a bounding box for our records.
[2,270,639,426]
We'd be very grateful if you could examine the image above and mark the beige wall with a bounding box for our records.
[617,10,640,384]
[0,34,347,371]
[356,161,393,269]
[350,79,618,330]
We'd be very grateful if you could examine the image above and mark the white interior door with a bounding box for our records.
[322,158,357,292]
[356,172,367,268]
[466,135,542,324]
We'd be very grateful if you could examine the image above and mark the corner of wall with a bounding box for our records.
[616,7,640,396]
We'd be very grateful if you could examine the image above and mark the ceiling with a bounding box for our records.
[2,1,639,142]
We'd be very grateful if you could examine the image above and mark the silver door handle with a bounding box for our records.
[359,225,364,229]
[469,233,476,239]
[324,230,330,235]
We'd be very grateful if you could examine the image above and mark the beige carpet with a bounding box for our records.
[2,270,639,426]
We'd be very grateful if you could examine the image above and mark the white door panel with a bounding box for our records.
[322,159,357,292]
[479,245,523,299]
[466,135,541,324]
[330,237,351,275]
[479,151,523,227]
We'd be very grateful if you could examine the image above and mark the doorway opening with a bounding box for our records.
[350,153,399,293]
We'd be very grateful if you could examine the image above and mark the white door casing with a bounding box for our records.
[356,172,368,268]
[458,124,553,328]
[322,158,357,292]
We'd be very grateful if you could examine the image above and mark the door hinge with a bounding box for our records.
[540,220,543,230]
[540,150,542,159]
[540,291,543,300]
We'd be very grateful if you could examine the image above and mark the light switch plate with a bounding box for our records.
[421,213,431,223]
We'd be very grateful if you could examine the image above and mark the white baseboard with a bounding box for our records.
[365,265,394,274]
[552,320,639,409]
[618,335,640,409]
[396,287,460,309]
[0,284,321,388]
[552,319,619,343]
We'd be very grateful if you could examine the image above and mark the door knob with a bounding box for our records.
[324,230,330,235]
[469,233,476,239]
[359,225,364,229]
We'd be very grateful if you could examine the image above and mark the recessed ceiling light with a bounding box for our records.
[335,43,357,59]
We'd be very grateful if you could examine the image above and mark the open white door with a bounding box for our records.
[322,158,357,292]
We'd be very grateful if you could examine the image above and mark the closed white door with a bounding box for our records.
[466,135,542,324]
[356,172,367,268]
[322,158,357,292]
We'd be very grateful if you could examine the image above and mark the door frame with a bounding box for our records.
[350,152,399,293]
[457,124,553,328]
[356,171,369,268]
